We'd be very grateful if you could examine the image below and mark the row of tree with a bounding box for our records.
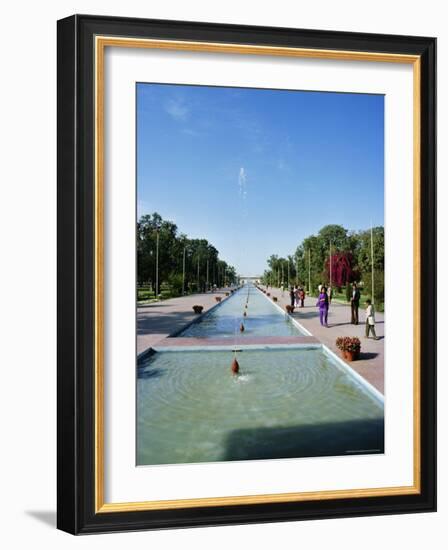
[137,212,237,296]
[261,224,384,306]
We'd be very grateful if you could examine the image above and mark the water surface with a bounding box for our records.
[178,285,306,338]
[137,348,384,465]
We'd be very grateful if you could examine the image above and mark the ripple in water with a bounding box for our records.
[137,348,384,465]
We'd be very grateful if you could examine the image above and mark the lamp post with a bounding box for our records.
[308,248,311,294]
[370,224,375,304]
[206,258,209,292]
[155,225,160,298]
[197,254,200,293]
[329,240,332,289]
[182,245,186,295]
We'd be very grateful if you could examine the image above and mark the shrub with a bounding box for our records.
[167,273,184,296]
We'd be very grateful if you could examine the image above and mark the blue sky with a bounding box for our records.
[137,83,384,276]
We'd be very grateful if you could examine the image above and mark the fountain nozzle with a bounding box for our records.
[231,358,240,374]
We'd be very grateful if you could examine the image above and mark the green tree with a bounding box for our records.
[318,224,349,250]
[264,223,384,302]
[356,226,385,307]
[137,212,236,299]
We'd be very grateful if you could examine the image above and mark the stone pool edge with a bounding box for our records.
[255,286,313,337]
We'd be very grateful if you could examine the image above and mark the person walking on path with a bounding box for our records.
[316,285,329,327]
[351,282,361,325]
[365,299,379,340]
[289,286,295,308]
[294,285,300,307]
[299,286,305,307]
[327,285,333,304]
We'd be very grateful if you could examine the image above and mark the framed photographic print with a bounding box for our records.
[57,14,436,534]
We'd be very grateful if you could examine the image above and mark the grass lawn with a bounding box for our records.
[331,291,384,312]
[137,288,177,304]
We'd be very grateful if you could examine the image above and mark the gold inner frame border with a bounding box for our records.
[94,36,421,513]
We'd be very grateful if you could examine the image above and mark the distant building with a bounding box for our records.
[239,276,261,285]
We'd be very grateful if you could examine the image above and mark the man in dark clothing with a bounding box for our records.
[350,282,361,324]
[289,286,295,308]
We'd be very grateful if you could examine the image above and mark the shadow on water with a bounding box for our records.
[292,311,320,319]
[223,418,384,461]
[137,367,165,380]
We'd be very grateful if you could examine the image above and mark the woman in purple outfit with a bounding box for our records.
[316,285,329,327]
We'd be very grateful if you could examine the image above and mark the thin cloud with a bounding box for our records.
[165,98,190,121]
[277,158,289,171]
[182,128,201,137]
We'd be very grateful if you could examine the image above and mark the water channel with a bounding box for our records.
[137,284,384,465]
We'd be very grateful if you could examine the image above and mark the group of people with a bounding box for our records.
[315,281,379,339]
[280,281,379,339]
[288,285,306,308]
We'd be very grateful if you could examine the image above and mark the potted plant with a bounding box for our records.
[267,292,270,296]
[273,296,278,302]
[285,305,294,314]
[225,292,230,296]
[192,305,204,314]
[336,336,361,361]
[215,296,222,302]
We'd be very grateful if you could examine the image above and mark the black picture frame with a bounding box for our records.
[57,14,436,534]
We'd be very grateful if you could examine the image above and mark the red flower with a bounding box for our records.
[336,336,361,352]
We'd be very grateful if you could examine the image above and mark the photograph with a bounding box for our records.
[136,82,385,466]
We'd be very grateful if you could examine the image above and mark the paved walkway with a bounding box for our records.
[260,286,384,393]
[137,288,232,354]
